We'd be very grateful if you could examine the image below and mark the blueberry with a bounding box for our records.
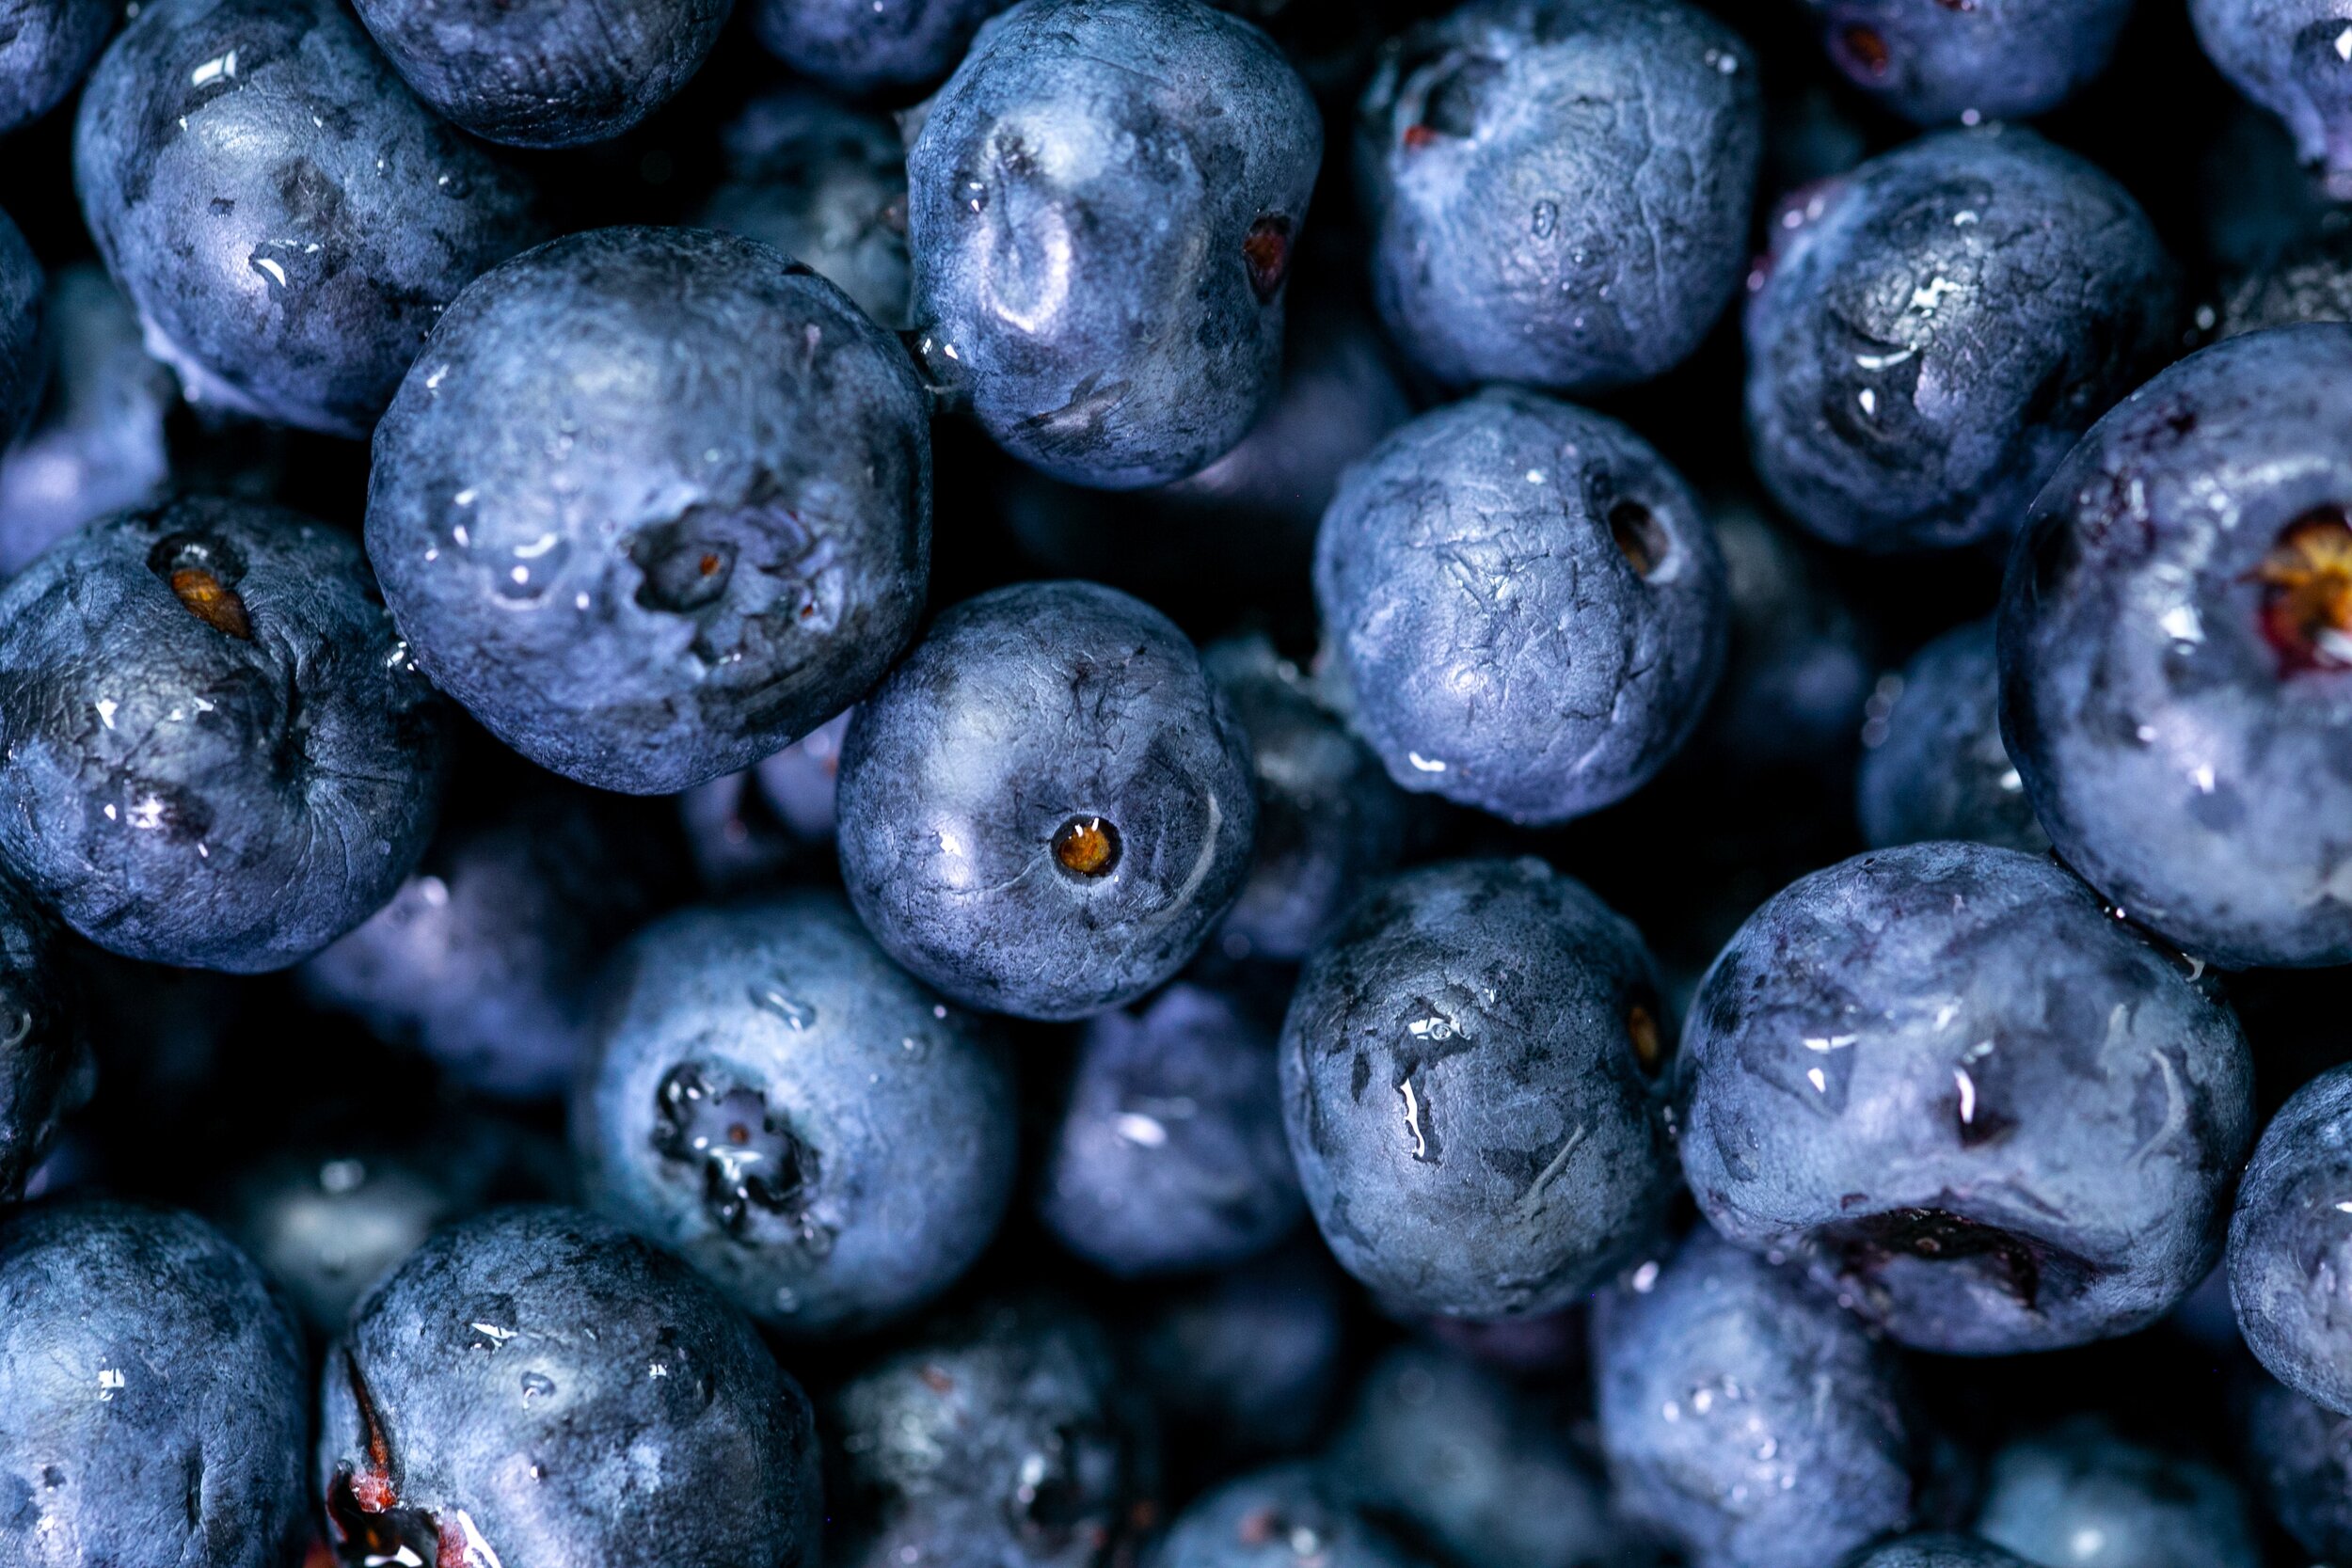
[2193,0,2352,199]
[1150,1463,1427,1568]
[319,1204,819,1568]
[349,0,729,148]
[1845,1541,2034,1568]
[2221,221,2352,334]
[1279,857,1675,1319]
[676,708,852,894]
[367,226,932,796]
[0,879,87,1205]
[299,789,670,1100]
[1314,387,1728,826]
[2228,1060,2352,1412]
[905,0,1321,489]
[752,0,1008,95]
[574,890,1017,1337]
[1997,324,2352,969]
[1677,842,2256,1354]
[0,265,174,579]
[0,1201,310,1568]
[72,0,545,436]
[2237,1373,2352,1560]
[1593,1228,1924,1568]
[835,580,1257,1020]
[0,496,450,972]
[699,87,912,330]
[1701,498,1876,776]
[1202,635,1410,965]
[1973,1418,2262,1568]
[1041,981,1301,1278]
[1324,1343,1629,1568]
[0,205,42,457]
[1358,0,1761,394]
[826,1296,1156,1568]
[1804,0,2137,125]
[1745,128,2178,554]
[1136,1242,1348,1465]
[1855,619,2048,853]
[0,0,115,134]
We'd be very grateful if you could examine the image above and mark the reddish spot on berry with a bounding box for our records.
[1243,214,1294,304]
[2250,508,2352,673]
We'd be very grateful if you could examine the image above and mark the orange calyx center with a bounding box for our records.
[169,567,252,639]
[1053,816,1120,878]
[2251,509,2352,673]
[1841,24,1891,75]
[1627,1003,1663,1073]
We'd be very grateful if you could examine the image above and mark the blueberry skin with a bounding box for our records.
[348,0,730,149]
[0,1202,310,1568]
[699,87,912,330]
[1041,981,1301,1278]
[0,265,175,580]
[1855,619,2048,853]
[1745,128,2178,555]
[905,0,1321,490]
[1973,1420,2261,1568]
[574,891,1017,1338]
[299,792,668,1100]
[1136,1243,1347,1462]
[1997,325,2352,969]
[1702,499,1875,776]
[2239,1374,2352,1559]
[0,497,450,973]
[1844,1541,2032,1568]
[1150,1464,1428,1568]
[368,226,932,796]
[0,879,87,1205]
[1358,0,1761,394]
[1203,636,1410,965]
[0,0,115,133]
[752,0,1007,96]
[827,1297,1155,1568]
[675,708,850,894]
[1804,0,2136,125]
[72,0,544,437]
[2193,0,2352,199]
[1314,387,1728,826]
[1593,1228,1922,1568]
[2229,1062,2352,1412]
[2222,222,2352,334]
[319,1205,819,1568]
[836,580,1257,1021]
[0,206,42,459]
[1678,842,2256,1354]
[1279,857,1675,1319]
[1323,1343,1628,1568]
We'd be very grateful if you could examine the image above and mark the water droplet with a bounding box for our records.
[749,984,815,1030]
[1531,198,1558,238]
[519,1371,555,1402]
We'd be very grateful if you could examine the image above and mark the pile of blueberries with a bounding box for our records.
[7,0,2352,1563]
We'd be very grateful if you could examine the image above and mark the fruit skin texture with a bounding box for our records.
[1997,324,2352,969]
[574,891,1017,1338]
[1593,1228,1923,1568]
[367,226,932,796]
[0,207,41,458]
[2239,1373,2352,1560]
[72,0,544,437]
[0,0,116,135]
[318,1205,820,1568]
[1972,1419,2263,1568]
[0,497,450,973]
[1279,857,1675,1320]
[2230,1061,2352,1413]
[349,0,731,149]
[1855,619,2048,853]
[1745,128,2178,554]
[1314,387,1727,826]
[1357,0,1761,394]
[1678,842,2256,1354]
[2193,0,2352,199]
[1844,1540,2033,1568]
[752,0,1009,95]
[0,880,88,1204]
[1148,1463,1428,1568]
[835,580,1257,1021]
[905,0,1321,490]
[1803,0,2137,125]
[0,1202,310,1568]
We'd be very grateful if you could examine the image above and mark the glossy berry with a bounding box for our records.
[367,226,932,795]
[1678,842,2256,1354]
[1359,0,1761,393]
[905,0,1321,489]
[1998,324,2352,968]
[2192,0,2352,199]
[349,0,730,148]
[1804,0,2137,125]
[752,0,1008,95]
[1855,619,2048,852]
[1973,1419,2262,1568]
[0,879,87,1205]
[2229,1061,2352,1413]
[1315,387,1728,826]
[0,497,450,973]
[574,891,1017,1337]
[1279,858,1676,1319]
[1149,1463,1427,1568]
[0,1202,310,1568]
[0,0,116,135]
[836,580,1257,1021]
[2238,1373,2352,1560]
[1745,128,2177,553]
[318,1205,820,1568]
[73,0,545,436]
